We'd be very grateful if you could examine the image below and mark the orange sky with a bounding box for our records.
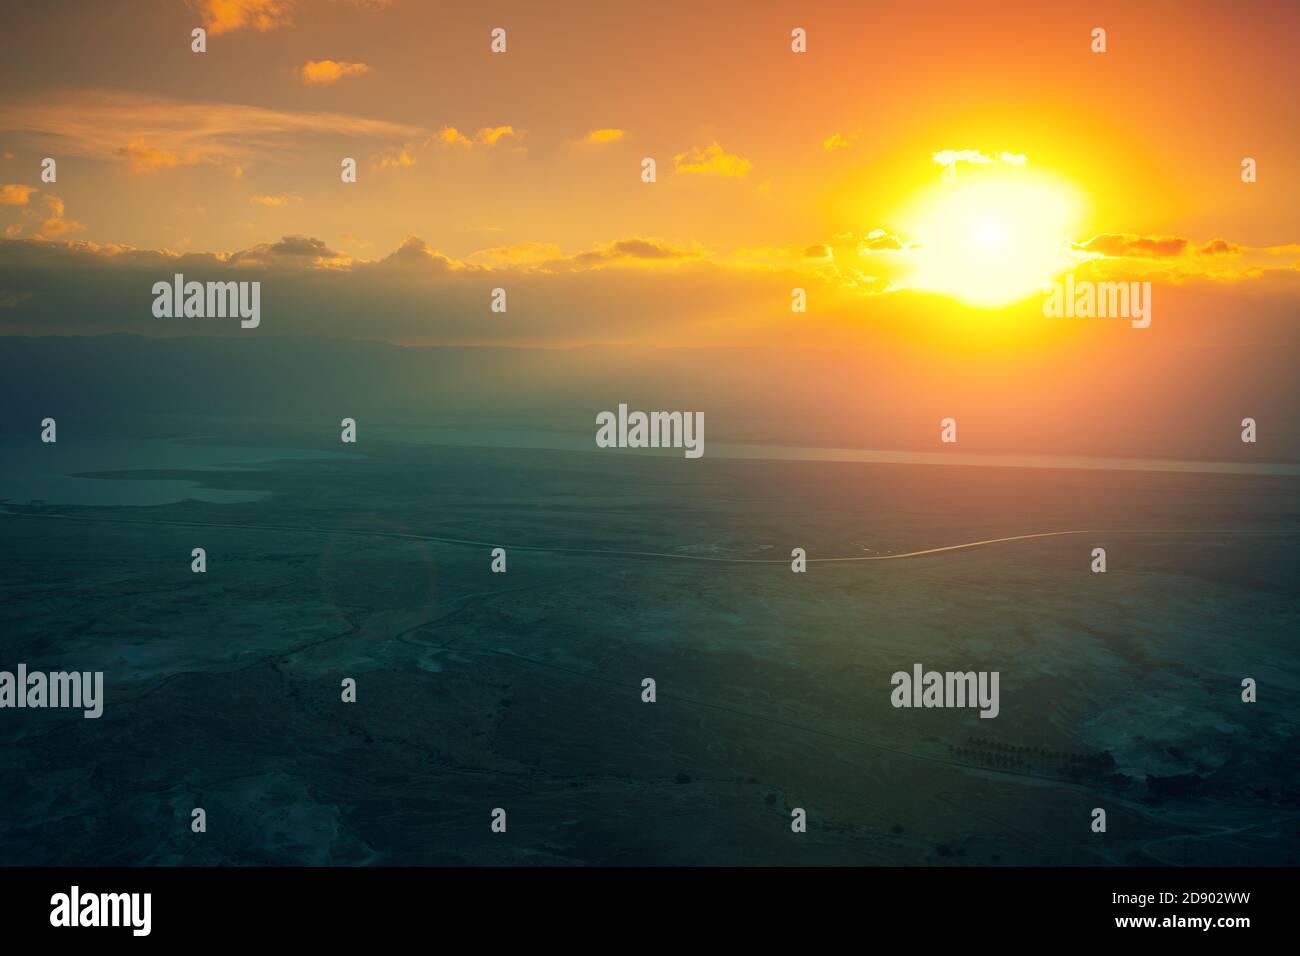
[0,0,1296,350]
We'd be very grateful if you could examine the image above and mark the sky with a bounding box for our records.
[0,0,1296,456]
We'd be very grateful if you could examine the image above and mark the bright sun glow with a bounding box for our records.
[898,168,1086,308]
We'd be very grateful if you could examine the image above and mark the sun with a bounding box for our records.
[897,166,1086,308]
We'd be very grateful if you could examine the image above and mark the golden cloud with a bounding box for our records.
[580,128,625,145]
[375,146,417,169]
[438,127,473,147]
[0,184,35,205]
[0,90,424,171]
[470,242,565,266]
[477,126,520,146]
[437,126,523,149]
[301,60,372,85]
[188,0,295,36]
[674,142,752,177]
[22,194,84,239]
[116,139,187,173]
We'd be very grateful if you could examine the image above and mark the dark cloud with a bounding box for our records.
[0,235,792,344]
[223,235,343,267]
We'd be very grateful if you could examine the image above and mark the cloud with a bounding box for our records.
[1197,238,1242,256]
[605,238,694,260]
[858,229,908,252]
[188,0,392,35]
[373,235,464,274]
[822,132,857,152]
[0,184,34,205]
[931,149,1027,171]
[803,243,832,260]
[814,263,891,293]
[0,234,787,347]
[477,126,520,146]
[249,194,300,206]
[470,242,565,266]
[1065,234,1297,282]
[438,127,473,147]
[932,149,993,168]
[221,234,348,269]
[1072,234,1190,258]
[116,139,186,173]
[674,142,752,178]
[375,145,416,169]
[438,126,523,149]
[0,188,83,239]
[2,232,1293,357]
[187,0,295,36]
[3,232,702,279]
[301,60,371,84]
[562,237,699,270]
[0,90,424,173]
[1074,234,1256,262]
[27,194,83,239]
[580,128,625,145]
[266,235,339,257]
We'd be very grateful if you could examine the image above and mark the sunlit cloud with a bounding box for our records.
[436,125,523,150]
[301,59,371,84]
[0,90,424,172]
[438,126,473,147]
[931,149,1027,172]
[116,139,187,173]
[579,128,625,145]
[1072,233,1187,258]
[374,145,417,170]
[470,241,565,266]
[674,142,752,177]
[187,0,295,36]
[23,194,83,239]
[0,184,35,205]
